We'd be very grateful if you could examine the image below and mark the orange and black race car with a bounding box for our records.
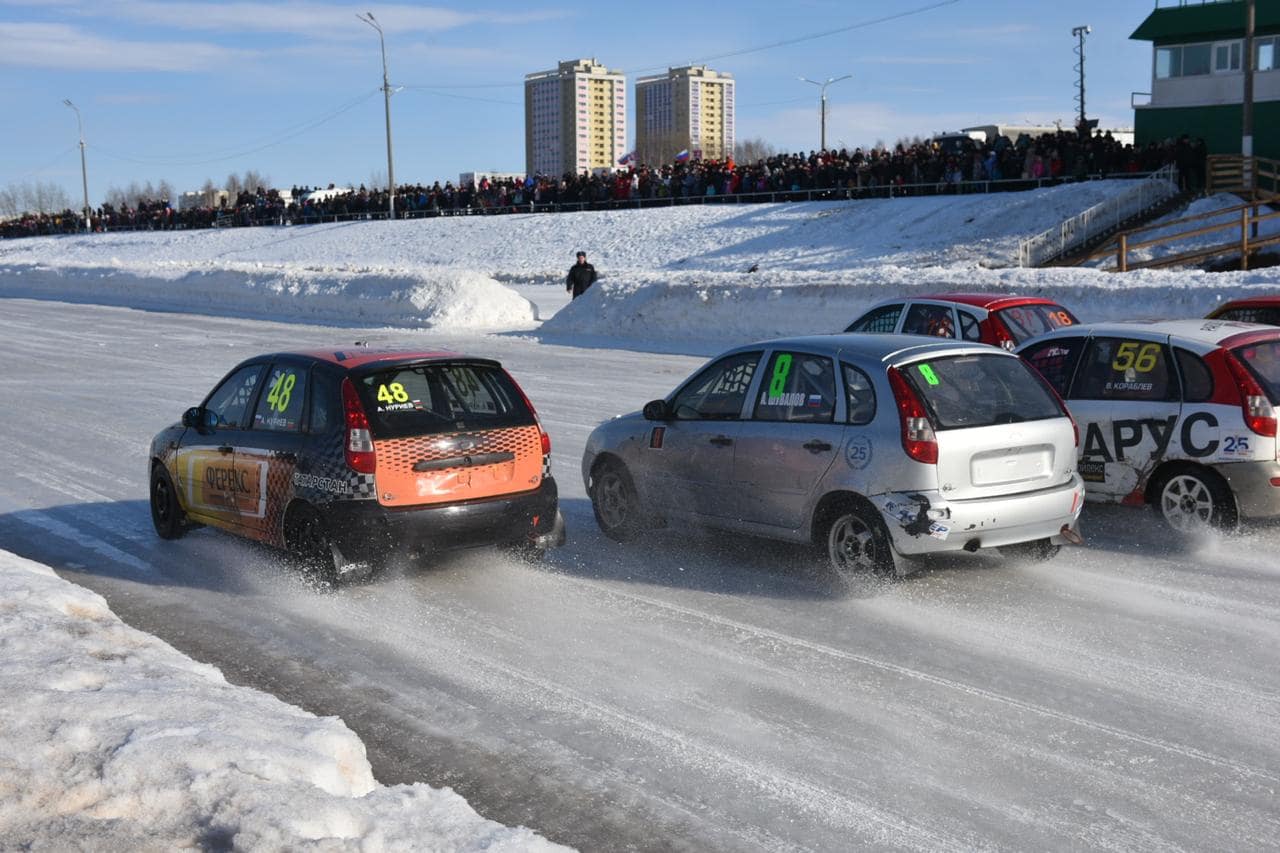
[148,347,564,582]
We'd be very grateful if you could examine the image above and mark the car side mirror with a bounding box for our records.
[183,406,217,432]
[643,399,672,421]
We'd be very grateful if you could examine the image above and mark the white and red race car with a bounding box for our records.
[1017,320,1280,532]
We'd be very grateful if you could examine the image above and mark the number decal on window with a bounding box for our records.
[266,371,297,413]
[768,354,793,398]
[917,364,940,386]
[376,382,410,404]
[1048,311,1074,327]
[1112,342,1160,373]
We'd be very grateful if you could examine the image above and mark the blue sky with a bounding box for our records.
[2,0,1159,204]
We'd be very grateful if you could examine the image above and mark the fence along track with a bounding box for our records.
[1017,164,1180,267]
[1071,156,1280,272]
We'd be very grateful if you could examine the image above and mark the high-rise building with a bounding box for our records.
[524,59,627,177]
[635,66,735,165]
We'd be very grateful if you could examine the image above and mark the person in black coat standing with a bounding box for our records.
[566,251,598,299]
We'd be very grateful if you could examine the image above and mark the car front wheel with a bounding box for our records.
[150,465,186,540]
[591,461,642,542]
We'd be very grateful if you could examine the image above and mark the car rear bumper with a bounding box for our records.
[322,477,561,556]
[875,475,1084,556]
[1213,459,1280,519]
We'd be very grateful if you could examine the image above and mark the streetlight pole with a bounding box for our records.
[357,12,396,220]
[62,99,91,234]
[1072,25,1091,133]
[799,75,851,152]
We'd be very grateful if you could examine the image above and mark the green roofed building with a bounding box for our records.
[1131,0,1280,159]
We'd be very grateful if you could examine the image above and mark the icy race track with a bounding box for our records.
[2,297,1280,852]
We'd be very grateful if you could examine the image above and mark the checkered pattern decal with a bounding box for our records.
[373,426,543,507]
[291,430,377,505]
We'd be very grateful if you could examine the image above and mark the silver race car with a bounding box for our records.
[583,335,1084,578]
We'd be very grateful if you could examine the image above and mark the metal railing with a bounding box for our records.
[1017,164,1180,267]
[87,170,1173,234]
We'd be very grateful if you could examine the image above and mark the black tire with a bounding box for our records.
[590,460,643,542]
[150,465,186,540]
[284,503,340,584]
[1001,538,1061,562]
[821,502,895,579]
[1150,464,1238,534]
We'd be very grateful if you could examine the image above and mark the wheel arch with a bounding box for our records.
[810,489,882,546]
[1143,459,1236,511]
[588,451,630,487]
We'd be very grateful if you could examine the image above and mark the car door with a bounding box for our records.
[175,362,267,531]
[234,360,310,544]
[1066,334,1182,500]
[733,348,845,530]
[645,350,762,519]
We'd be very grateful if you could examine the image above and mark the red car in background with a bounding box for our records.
[844,293,1080,350]
[1207,296,1280,327]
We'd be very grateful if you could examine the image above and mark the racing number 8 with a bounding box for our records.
[768,354,793,398]
[1112,342,1160,373]
[266,371,296,413]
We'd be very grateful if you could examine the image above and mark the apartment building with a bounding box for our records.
[524,58,627,176]
[635,66,735,164]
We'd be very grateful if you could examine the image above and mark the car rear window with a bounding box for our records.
[1232,340,1280,404]
[901,354,1063,430]
[1218,306,1280,327]
[355,362,535,438]
[996,304,1078,344]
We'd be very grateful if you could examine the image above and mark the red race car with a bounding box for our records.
[845,293,1079,350]
[1206,296,1280,327]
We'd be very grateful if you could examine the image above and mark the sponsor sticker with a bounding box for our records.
[928,522,950,541]
[1079,459,1105,483]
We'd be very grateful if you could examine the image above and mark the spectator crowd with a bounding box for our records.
[1,130,1208,240]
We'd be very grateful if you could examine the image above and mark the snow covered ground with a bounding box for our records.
[4,182,1280,849]
[0,547,564,851]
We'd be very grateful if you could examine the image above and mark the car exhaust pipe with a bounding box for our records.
[1059,524,1084,546]
[962,538,980,553]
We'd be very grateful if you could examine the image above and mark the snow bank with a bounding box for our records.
[0,549,567,852]
[541,265,1280,346]
[0,262,537,331]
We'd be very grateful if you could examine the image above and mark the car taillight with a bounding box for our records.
[1225,353,1278,437]
[504,368,551,457]
[340,378,377,474]
[1026,366,1078,446]
[888,367,938,464]
[986,316,1017,351]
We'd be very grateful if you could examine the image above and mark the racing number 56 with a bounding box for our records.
[1112,342,1160,373]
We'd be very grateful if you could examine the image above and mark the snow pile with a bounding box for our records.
[0,261,537,331]
[543,264,1280,346]
[0,549,567,852]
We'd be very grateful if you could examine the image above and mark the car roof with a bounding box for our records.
[273,348,465,370]
[727,333,1002,363]
[1211,295,1280,313]
[922,292,1066,310]
[1020,319,1280,348]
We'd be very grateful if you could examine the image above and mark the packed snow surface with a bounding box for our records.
[0,547,565,851]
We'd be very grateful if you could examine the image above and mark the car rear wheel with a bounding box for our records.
[1001,538,1061,562]
[823,503,895,579]
[1153,465,1237,534]
[284,503,340,584]
[150,465,186,540]
[591,461,642,542]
